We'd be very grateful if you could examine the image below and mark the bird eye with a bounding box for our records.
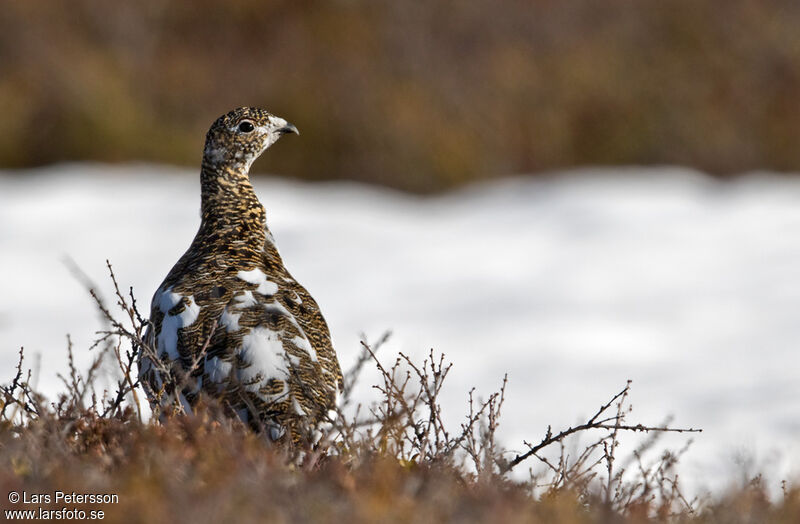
[238,121,255,133]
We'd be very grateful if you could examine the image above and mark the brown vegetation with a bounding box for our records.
[1,264,798,522]
[3,1,800,191]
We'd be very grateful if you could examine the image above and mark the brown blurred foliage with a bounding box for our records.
[3,0,800,191]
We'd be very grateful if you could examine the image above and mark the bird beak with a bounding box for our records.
[278,123,299,136]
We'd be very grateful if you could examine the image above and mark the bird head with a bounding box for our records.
[202,107,299,171]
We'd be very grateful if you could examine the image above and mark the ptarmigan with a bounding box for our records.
[139,107,342,443]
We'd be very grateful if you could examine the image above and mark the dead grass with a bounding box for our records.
[1,264,798,523]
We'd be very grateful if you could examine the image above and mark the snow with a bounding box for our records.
[1,163,799,494]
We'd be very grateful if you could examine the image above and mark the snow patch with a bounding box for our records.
[4,164,800,496]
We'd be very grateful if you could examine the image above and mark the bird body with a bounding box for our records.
[139,108,342,442]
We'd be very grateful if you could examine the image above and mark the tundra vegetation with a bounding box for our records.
[1,264,797,523]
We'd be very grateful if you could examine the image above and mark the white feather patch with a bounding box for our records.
[220,308,241,332]
[205,356,233,384]
[235,290,257,307]
[237,326,290,396]
[263,301,301,331]
[291,335,318,362]
[237,268,278,296]
[155,288,200,360]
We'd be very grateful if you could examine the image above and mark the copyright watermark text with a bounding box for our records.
[5,491,118,520]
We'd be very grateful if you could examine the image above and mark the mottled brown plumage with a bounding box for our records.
[139,107,342,442]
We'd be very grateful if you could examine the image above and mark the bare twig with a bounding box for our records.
[502,381,701,474]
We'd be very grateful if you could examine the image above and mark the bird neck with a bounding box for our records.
[198,159,267,240]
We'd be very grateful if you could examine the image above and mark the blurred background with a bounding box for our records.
[4,0,800,191]
[2,0,800,494]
